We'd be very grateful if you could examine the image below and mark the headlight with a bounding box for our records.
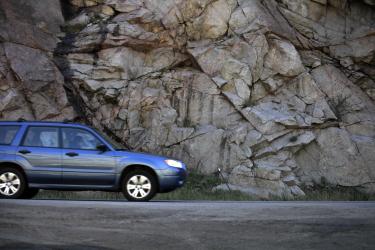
[165,159,183,168]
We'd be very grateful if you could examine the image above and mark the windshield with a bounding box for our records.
[93,128,127,150]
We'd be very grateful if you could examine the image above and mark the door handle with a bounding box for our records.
[65,152,79,157]
[18,150,31,154]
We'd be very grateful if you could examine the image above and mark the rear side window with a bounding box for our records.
[62,127,101,150]
[22,127,59,148]
[0,126,20,145]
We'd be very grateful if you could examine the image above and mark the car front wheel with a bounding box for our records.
[122,170,157,201]
[0,168,26,199]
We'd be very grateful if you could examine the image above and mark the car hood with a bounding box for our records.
[114,150,168,161]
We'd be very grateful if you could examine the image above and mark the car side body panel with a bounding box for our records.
[62,149,117,186]
[16,146,62,184]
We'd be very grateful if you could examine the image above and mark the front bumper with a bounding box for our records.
[157,167,187,193]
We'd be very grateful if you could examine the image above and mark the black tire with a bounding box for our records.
[0,167,26,199]
[21,188,39,199]
[122,170,157,202]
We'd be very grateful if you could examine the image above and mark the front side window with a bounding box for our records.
[62,128,101,150]
[22,127,59,148]
[0,126,20,145]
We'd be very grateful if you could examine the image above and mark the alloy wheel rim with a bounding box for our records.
[0,172,21,196]
[127,175,151,199]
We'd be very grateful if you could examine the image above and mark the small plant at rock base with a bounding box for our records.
[300,184,375,201]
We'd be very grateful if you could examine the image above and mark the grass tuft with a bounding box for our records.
[156,171,253,201]
[300,186,375,201]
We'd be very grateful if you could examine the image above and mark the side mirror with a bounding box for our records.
[96,144,108,152]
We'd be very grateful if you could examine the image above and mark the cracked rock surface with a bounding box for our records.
[0,0,374,199]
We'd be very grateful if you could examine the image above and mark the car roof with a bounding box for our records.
[0,120,91,129]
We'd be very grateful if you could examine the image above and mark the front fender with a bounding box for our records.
[115,156,168,188]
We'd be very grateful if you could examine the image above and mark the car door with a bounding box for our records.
[17,126,62,184]
[61,127,116,186]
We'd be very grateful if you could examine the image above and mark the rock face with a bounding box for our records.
[1,0,374,198]
[0,0,76,121]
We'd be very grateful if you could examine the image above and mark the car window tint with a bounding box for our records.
[0,126,20,145]
[62,128,101,150]
[22,127,59,148]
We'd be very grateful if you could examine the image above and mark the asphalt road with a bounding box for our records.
[1,200,375,250]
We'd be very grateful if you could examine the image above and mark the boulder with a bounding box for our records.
[264,37,305,77]
[296,128,372,187]
[187,0,236,40]
[0,0,64,51]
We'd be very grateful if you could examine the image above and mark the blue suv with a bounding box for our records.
[0,121,186,201]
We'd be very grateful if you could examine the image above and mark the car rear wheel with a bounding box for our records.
[0,168,26,199]
[122,170,157,201]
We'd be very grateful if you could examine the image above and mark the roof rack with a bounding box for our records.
[11,119,74,124]
[63,119,72,123]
